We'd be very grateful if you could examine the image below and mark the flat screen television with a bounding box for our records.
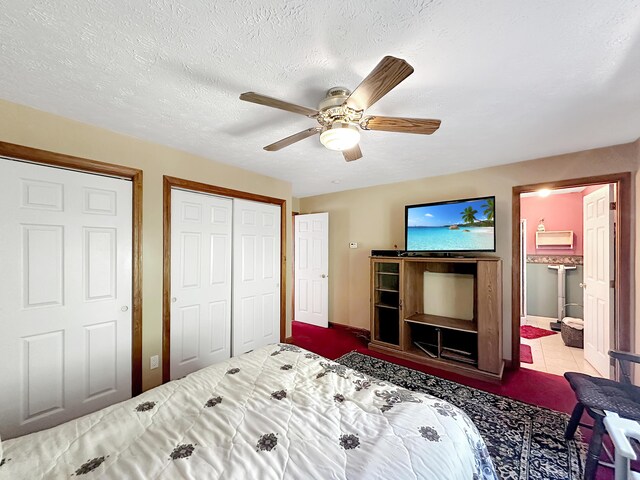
[405,196,496,252]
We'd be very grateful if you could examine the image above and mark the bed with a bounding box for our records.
[0,344,497,479]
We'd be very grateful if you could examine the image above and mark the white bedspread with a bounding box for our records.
[0,345,497,479]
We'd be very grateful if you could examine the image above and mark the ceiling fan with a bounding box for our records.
[239,56,441,162]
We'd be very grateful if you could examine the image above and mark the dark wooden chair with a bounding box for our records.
[564,350,640,479]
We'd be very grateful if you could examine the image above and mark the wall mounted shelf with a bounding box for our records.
[535,230,574,249]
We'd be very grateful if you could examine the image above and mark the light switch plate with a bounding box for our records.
[150,355,159,370]
[349,242,358,249]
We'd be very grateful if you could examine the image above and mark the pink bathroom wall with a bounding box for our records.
[520,192,584,255]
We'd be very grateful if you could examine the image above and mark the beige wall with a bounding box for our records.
[0,99,293,390]
[300,140,640,359]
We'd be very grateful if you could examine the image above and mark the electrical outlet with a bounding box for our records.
[150,355,159,370]
[349,242,358,249]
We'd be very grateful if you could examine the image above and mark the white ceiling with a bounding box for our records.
[1,1,639,197]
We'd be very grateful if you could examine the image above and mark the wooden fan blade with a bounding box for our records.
[345,56,414,111]
[263,127,320,151]
[240,92,318,117]
[342,144,363,162]
[361,116,441,135]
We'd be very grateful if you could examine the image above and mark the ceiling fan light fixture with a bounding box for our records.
[320,122,360,151]
[240,56,441,161]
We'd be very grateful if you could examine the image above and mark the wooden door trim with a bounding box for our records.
[163,176,287,383]
[512,172,632,371]
[291,212,299,323]
[0,141,144,396]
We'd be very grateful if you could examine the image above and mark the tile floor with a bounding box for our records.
[521,315,602,378]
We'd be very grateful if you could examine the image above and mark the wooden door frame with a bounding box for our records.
[162,175,287,383]
[0,141,144,396]
[290,211,299,338]
[512,172,632,369]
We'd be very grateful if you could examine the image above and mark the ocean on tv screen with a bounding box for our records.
[407,225,494,251]
[406,198,495,251]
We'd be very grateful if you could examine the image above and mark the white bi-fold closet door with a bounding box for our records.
[232,198,281,356]
[0,158,133,439]
[170,189,233,380]
[170,190,280,380]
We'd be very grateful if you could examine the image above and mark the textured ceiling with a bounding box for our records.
[1,1,640,197]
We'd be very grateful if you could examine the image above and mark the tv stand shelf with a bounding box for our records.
[369,256,504,382]
[375,303,399,310]
[404,313,478,333]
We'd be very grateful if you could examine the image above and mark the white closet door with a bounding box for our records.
[0,158,132,439]
[232,199,281,356]
[170,189,232,379]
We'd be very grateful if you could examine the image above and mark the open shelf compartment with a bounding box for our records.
[535,230,574,249]
[405,321,478,367]
[403,260,477,325]
[405,313,477,333]
[372,260,402,347]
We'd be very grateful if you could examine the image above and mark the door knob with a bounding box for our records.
[321,274,328,278]
[121,306,129,312]
[579,283,587,289]
[171,297,177,303]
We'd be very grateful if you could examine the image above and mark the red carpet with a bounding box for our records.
[520,343,533,363]
[520,324,558,340]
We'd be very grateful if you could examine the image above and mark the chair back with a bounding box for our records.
[609,350,640,385]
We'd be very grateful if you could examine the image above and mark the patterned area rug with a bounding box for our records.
[521,325,558,340]
[336,351,585,480]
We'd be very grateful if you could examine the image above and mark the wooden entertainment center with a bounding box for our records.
[369,256,504,382]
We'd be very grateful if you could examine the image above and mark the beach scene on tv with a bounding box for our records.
[406,197,495,251]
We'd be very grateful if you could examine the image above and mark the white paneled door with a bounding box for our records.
[232,199,281,356]
[0,158,132,439]
[170,189,232,380]
[583,185,615,378]
[295,213,329,327]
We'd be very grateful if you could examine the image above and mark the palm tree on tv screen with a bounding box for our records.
[460,206,478,225]
[482,198,495,222]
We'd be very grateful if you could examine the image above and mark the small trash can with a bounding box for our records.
[561,317,584,348]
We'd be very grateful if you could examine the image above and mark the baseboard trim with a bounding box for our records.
[284,336,294,344]
[329,322,371,342]
[329,321,370,334]
[524,315,556,323]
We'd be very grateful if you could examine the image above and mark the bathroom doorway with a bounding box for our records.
[512,173,632,379]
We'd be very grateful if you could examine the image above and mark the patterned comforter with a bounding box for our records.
[0,344,497,479]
